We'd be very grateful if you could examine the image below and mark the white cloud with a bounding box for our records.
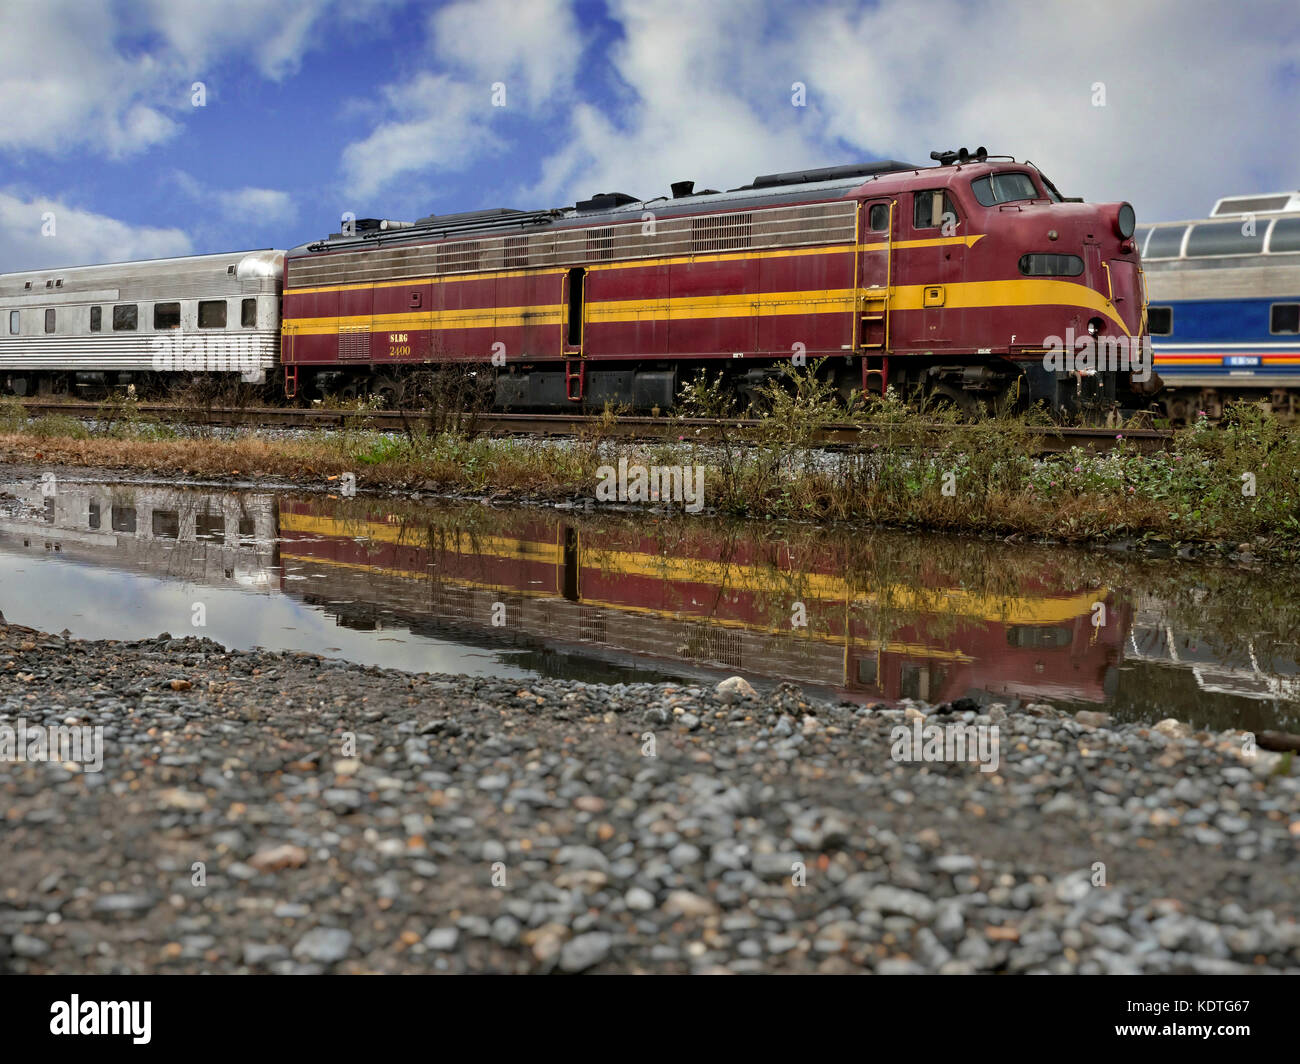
[0,0,180,158]
[785,0,1300,223]
[522,0,824,207]
[339,0,584,199]
[172,170,297,225]
[137,0,401,82]
[0,0,398,159]
[430,0,582,103]
[521,0,1300,224]
[0,189,191,271]
[341,75,502,202]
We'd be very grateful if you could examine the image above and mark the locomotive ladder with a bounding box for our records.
[859,288,890,397]
[565,359,585,402]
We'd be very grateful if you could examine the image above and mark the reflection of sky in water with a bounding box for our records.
[1,477,1297,732]
[0,547,533,679]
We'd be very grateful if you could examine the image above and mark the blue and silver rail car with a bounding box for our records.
[1137,191,1300,421]
[0,250,284,397]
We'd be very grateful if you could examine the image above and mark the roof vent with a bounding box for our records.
[747,161,916,190]
[671,180,695,198]
[575,192,640,212]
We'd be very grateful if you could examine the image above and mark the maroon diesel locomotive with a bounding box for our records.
[278,148,1150,414]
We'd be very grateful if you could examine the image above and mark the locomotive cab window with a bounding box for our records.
[241,298,257,328]
[1147,306,1173,335]
[1018,253,1084,277]
[913,190,958,230]
[113,304,138,331]
[45,309,56,333]
[8,311,18,335]
[199,300,227,329]
[1271,304,1300,335]
[971,172,1040,207]
[868,203,891,231]
[153,302,181,330]
[90,306,102,332]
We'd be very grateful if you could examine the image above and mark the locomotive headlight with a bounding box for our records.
[1115,202,1136,240]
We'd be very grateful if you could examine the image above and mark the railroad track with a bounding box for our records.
[13,400,1174,454]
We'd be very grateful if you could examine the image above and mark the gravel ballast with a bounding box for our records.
[1,623,1297,974]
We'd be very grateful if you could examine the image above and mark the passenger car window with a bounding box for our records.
[241,298,257,327]
[1271,304,1300,334]
[1144,227,1186,259]
[199,300,227,328]
[1269,217,1300,253]
[971,172,1040,207]
[1148,306,1173,335]
[90,306,102,332]
[113,305,138,331]
[154,302,181,330]
[1186,222,1265,257]
[45,309,56,333]
[9,310,19,335]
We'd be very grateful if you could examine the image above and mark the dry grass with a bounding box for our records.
[2,368,1298,557]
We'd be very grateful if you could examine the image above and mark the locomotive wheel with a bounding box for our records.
[371,374,403,409]
[737,384,772,416]
[926,383,980,418]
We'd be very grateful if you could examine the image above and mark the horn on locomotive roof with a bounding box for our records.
[930,146,989,166]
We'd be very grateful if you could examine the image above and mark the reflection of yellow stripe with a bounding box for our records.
[280,552,556,596]
[281,550,975,661]
[285,237,986,297]
[283,512,1101,624]
[283,277,1129,337]
[280,512,556,562]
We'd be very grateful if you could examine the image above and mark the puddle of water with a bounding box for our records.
[0,477,1297,732]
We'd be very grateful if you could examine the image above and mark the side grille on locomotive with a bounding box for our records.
[338,325,369,360]
[691,212,753,253]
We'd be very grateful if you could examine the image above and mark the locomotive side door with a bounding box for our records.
[857,198,895,393]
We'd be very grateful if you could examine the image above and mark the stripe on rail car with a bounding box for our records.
[283,236,986,296]
[281,278,1131,337]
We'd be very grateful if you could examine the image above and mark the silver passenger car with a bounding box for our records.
[0,249,284,396]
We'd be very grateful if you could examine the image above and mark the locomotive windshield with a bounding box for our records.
[971,172,1041,207]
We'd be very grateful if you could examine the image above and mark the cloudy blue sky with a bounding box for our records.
[1,0,1297,272]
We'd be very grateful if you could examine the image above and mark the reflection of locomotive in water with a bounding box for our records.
[276,502,1128,705]
[1126,598,1300,704]
[0,481,278,589]
[6,486,1299,713]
